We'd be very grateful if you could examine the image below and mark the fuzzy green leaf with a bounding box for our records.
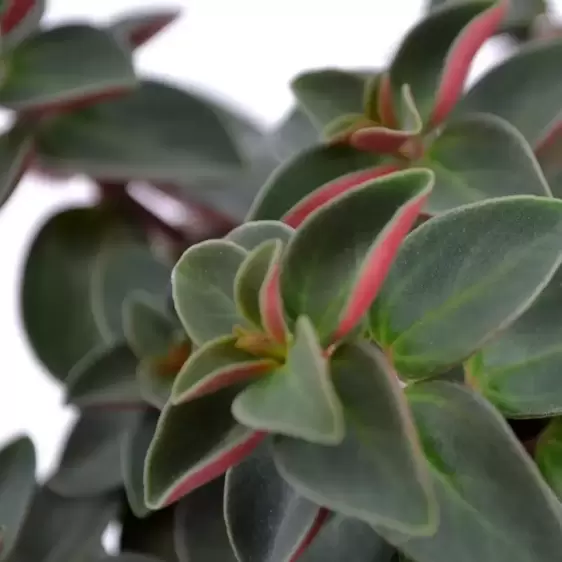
[36,80,244,182]
[174,477,236,562]
[1,0,45,47]
[225,444,322,562]
[281,168,433,344]
[226,221,294,252]
[171,336,274,405]
[111,8,180,50]
[145,386,264,509]
[273,342,435,534]
[371,196,562,379]
[0,25,136,110]
[172,240,251,346]
[536,419,562,501]
[247,144,381,222]
[65,341,143,407]
[0,125,33,211]
[232,317,345,445]
[456,39,562,146]
[467,264,562,416]
[0,436,35,560]
[424,113,551,214]
[48,410,141,498]
[379,382,562,562]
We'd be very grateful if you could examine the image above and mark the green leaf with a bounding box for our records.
[48,409,141,498]
[232,316,345,445]
[379,382,562,562]
[423,113,551,214]
[268,107,318,162]
[281,168,433,344]
[299,514,395,562]
[172,240,251,346]
[456,39,562,146]
[10,487,119,562]
[225,444,322,562]
[21,207,128,381]
[174,477,236,562]
[171,336,274,405]
[65,341,143,407]
[36,80,244,182]
[0,123,33,212]
[0,25,136,110]
[467,263,562,417]
[291,68,368,130]
[371,196,562,379]
[90,240,171,339]
[145,386,264,509]
[0,436,35,560]
[122,409,159,519]
[1,0,45,47]
[226,221,294,251]
[536,418,562,501]
[273,342,436,534]
[247,144,381,222]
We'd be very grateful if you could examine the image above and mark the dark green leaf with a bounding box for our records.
[0,125,33,211]
[423,113,551,214]
[232,317,345,445]
[246,144,380,222]
[371,196,562,379]
[48,409,141,497]
[0,436,35,560]
[0,25,136,110]
[273,342,435,534]
[1,0,45,48]
[36,80,244,182]
[379,382,562,562]
[226,221,293,252]
[65,341,143,407]
[536,418,562,501]
[172,240,251,346]
[137,360,177,410]
[225,444,321,562]
[281,168,433,344]
[174,477,236,562]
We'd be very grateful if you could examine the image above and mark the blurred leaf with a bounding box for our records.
[0,25,136,110]
[36,80,244,182]
[0,124,33,212]
[268,107,318,162]
[48,409,142,498]
[96,555,165,562]
[1,0,45,47]
[111,8,180,50]
[536,418,562,501]
[226,221,294,252]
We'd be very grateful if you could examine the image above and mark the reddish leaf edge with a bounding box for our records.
[378,73,397,128]
[153,430,266,508]
[1,0,35,34]
[331,169,434,343]
[260,262,289,344]
[117,9,181,48]
[290,507,331,561]
[430,0,507,127]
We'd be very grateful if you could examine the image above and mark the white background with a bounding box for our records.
[0,0,550,476]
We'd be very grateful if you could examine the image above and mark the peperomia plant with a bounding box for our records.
[4,0,562,560]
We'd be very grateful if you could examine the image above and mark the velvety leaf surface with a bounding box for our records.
[145,386,264,509]
[246,144,380,222]
[0,436,35,560]
[21,207,125,381]
[371,196,562,379]
[232,317,345,445]
[172,240,251,346]
[1,0,45,46]
[281,168,433,344]
[225,444,321,562]
[0,125,33,211]
[424,113,550,214]
[174,477,236,562]
[389,1,505,125]
[122,409,159,519]
[268,107,318,162]
[456,39,562,145]
[273,342,435,533]
[291,68,367,129]
[65,341,143,407]
[299,513,395,562]
[10,487,118,562]
[379,382,562,562]
[48,409,141,497]
[536,419,562,501]
[90,240,171,339]
[467,263,562,417]
[36,80,244,182]
[0,25,136,110]
[111,8,180,49]
[226,221,294,252]
[171,336,274,404]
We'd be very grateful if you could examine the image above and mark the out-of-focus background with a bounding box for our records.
[0,0,549,477]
